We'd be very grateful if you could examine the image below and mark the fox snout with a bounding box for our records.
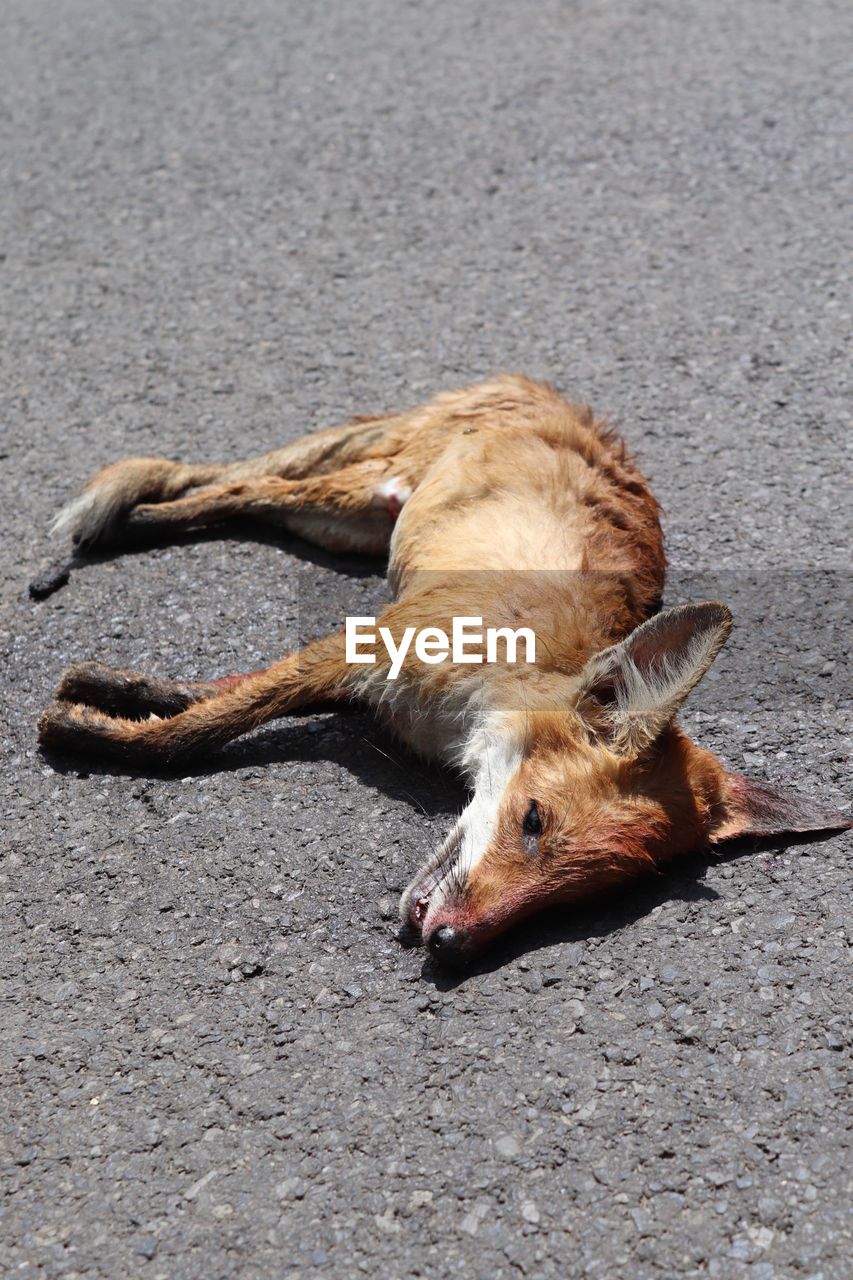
[419,914,506,971]
[423,906,531,968]
[402,860,537,970]
[426,923,468,966]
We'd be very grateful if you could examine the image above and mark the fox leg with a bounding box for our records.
[51,413,413,551]
[230,413,410,481]
[39,633,351,764]
[52,375,544,551]
[47,458,397,715]
[124,459,405,554]
[52,660,269,718]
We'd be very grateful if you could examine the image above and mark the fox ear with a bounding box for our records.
[710,773,852,843]
[578,601,733,757]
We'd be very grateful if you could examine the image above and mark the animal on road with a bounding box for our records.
[38,375,851,966]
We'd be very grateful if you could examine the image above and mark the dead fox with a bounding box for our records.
[38,375,849,966]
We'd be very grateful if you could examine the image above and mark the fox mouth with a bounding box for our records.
[400,826,464,939]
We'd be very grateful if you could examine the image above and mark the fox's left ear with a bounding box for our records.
[709,773,852,843]
[578,600,733,756]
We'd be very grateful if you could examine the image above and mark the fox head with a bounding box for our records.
[400,602,850,967]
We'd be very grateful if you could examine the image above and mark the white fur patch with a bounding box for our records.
[452,712,523,885]
[50,491,99,541]
[397,706,523,931]
[351,662,477,763]
[375,476,412,515]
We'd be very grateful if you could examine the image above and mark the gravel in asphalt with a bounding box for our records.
[1,1,850,1277]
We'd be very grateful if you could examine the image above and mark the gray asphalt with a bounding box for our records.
[1,1,851,1277]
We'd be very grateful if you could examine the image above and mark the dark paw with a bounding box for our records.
[55,662,195,717]
[38,701,111,754]
[29,557,73,600]
[38,700,155,763]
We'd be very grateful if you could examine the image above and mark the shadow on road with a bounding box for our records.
[418,826,842,988]
[41,709,467,820]
[29,518,386,600]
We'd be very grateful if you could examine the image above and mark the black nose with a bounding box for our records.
[428,924,467,967]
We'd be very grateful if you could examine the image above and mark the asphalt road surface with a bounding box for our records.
[2,1,851,1277]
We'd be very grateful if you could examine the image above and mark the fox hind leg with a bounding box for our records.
[124,458,404,555]
[53,660,270,719]
[39,634,351,764]
[52,412,414,551]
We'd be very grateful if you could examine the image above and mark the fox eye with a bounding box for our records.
[522,801,542,848]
